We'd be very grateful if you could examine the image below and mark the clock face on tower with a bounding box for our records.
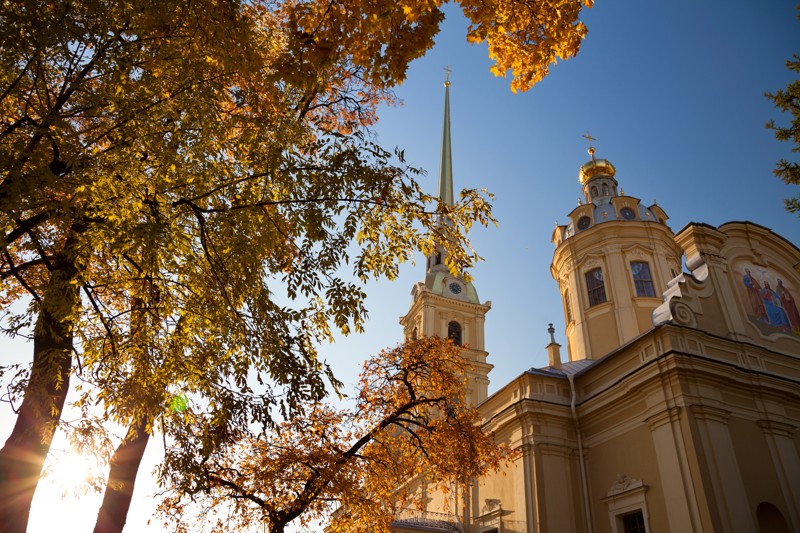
[621,207,636,220]
[577,216,591,230]
[448,282,463,295]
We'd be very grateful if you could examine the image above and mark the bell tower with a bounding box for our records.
[550,141,683,361]
[399,74,492,406]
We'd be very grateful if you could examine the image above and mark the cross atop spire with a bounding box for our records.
[438,71,454,205]
[582,131,597,162]
[444,66,452,87]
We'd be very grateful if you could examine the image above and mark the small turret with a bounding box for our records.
[579,147,619,204]
[546,323,563,370]
[550,138,683,361]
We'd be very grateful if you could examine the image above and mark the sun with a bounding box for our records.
[20,441,110,533]
[42,445,102,496]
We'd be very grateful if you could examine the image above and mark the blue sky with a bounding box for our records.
[4,1,800,531]
[343,0,800,391]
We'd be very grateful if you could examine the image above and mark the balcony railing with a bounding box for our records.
[391,509,461,532]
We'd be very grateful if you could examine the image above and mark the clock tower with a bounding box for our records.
[399,76,492,406]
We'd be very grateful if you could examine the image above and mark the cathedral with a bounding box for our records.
[390,81,800,533]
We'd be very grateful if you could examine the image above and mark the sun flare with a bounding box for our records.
[43,447,102,495]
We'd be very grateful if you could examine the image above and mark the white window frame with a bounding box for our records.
[601,476,651,533]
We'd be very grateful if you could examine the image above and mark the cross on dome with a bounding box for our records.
[582,131,597,161]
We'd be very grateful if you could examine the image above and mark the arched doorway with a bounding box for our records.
[756,502,789,533]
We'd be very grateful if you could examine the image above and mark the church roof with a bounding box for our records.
[527,358,596,377]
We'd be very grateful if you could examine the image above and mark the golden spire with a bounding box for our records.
[438,68,454,205]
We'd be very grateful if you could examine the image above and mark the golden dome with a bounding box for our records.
[579,158,617,184]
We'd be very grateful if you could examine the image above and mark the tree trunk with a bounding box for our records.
[0,226,85,533]
[94,255,158,533]
[93,419,151,533]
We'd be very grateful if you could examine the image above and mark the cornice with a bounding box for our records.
[757,419,797,437]
[409,290,492,314]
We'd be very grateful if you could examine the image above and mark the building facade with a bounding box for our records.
[391,84,800,533]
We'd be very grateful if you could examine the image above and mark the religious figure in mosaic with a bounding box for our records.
[761,282,791,332]
[776,279,800,331]
[742,268,768,322]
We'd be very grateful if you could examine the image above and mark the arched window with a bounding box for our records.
[591,185,598,198]
[435,251,442,265]
[411,327,418,341]
[564,289,573,323]
[447,321,462,346]
[585,268,607,307]
[631,261,656,297]
[756,502,790,533]
[602,184,609,196]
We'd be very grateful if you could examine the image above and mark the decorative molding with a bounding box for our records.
[606,474,645,497]
[685,254,710,283]
[624,247,649,260]
[757,419,797,438]
[750,247,767,267]
[670,301,697,328]
[482,499,502,514]
[705,254,729,272]
[422,292,492,312]
[584,257,602,270]
[601,474,651,533]
[652,273,704,328]
[645,406,682,430]
[689,405,731,425]
[536,442,572,458]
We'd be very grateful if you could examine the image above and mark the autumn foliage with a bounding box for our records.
[0,0,589,531]
[157,337,511,533]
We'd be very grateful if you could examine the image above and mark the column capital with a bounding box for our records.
[645,406,682,430]
[689,404,732,425]
[757,419,797,438]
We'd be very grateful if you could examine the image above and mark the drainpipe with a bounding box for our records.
[463,479,470,533]
[568,372,593,533]
[454,481,459,531]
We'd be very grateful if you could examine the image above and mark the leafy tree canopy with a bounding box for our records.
[156,337,512,533]
[0,0,590,530]
[766,52,800,214]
